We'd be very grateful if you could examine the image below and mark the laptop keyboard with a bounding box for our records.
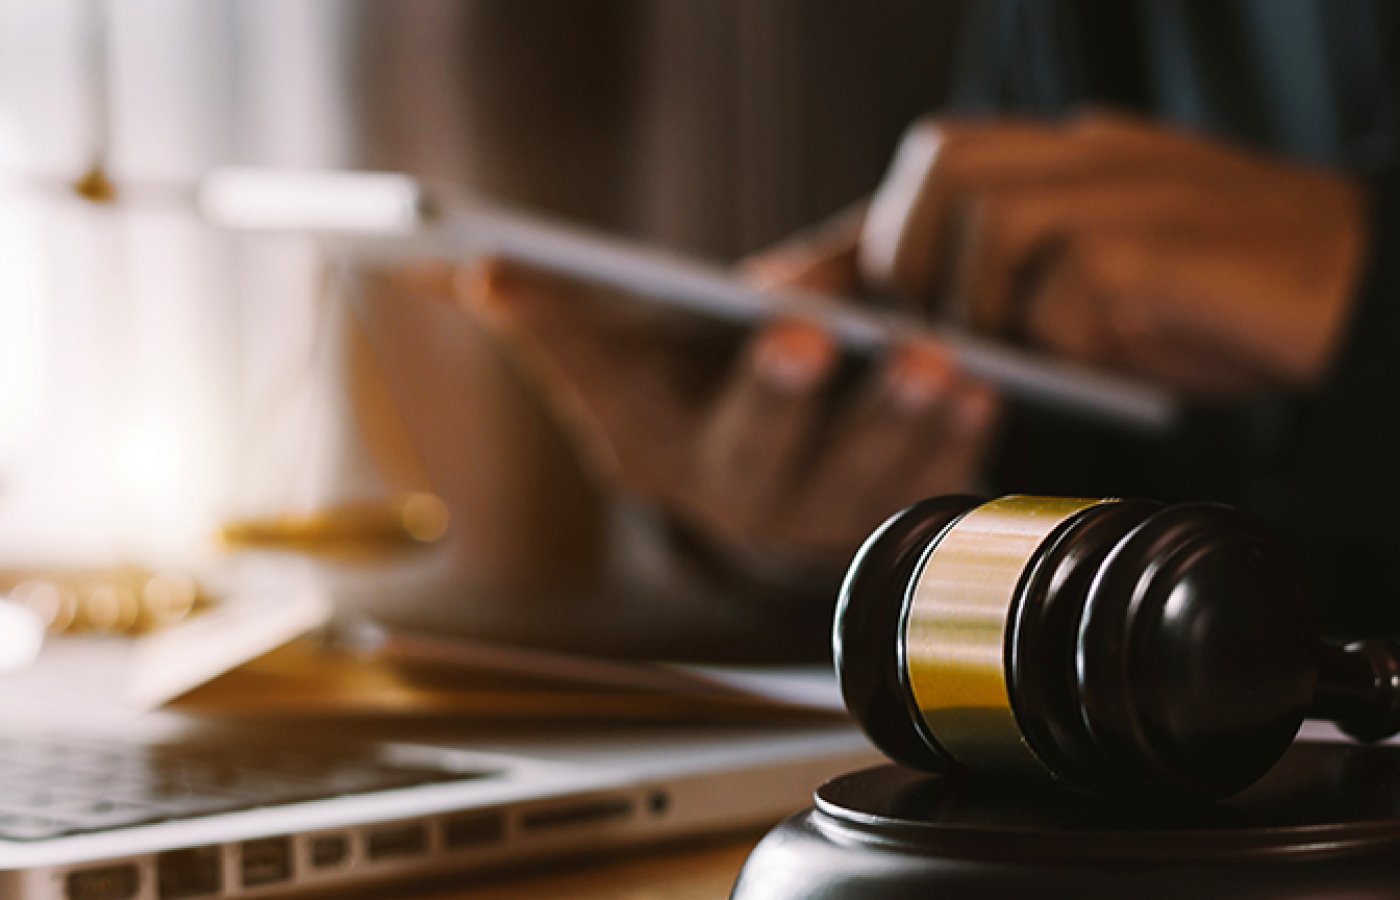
[0,735,489,842]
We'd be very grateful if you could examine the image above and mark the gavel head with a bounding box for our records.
[834,495,1319,800]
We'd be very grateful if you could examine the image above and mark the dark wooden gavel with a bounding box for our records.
[835,495,1400,800]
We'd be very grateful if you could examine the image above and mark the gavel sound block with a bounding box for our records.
[731,496,1400,899]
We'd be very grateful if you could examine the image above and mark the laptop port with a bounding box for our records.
[520,797,633,832]
[66,864,140,900]
[157,846,222,899]
[309,834,350,869]
[443,811,505,849]
[366,822,428,861]
[240,837,292,887]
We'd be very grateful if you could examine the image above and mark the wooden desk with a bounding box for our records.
[402,833,760,899]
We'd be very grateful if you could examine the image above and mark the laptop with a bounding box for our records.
[0,713,875,899]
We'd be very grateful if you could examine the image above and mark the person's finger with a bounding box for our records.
[1108,328,1272,396]
[859,113,1226,312]
[1014,236,1129,370]
[947,178,1245,335]
[780,339,961,551]
[859,118,1066,309]
[693,320,837,539]
[460,257,692,491]
[389,261,459,298]
[1136,233,1362,388]
[1069,108,1338,189]
[902,379,1001,504]
[464,257,584,341]
[1015,233,1284,394]
[738,202,866,296]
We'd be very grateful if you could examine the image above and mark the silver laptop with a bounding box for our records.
[0,714,874,899]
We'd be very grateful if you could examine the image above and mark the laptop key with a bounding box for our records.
[0,734,498,841]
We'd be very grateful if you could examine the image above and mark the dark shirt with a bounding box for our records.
[951,0,1400,635]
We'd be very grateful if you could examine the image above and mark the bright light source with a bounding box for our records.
[0,184,49,464]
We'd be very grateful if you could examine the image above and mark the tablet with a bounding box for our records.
[446,207,1179,433]
[201,168,1179,433]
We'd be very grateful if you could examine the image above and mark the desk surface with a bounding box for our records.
[405,834,759,899]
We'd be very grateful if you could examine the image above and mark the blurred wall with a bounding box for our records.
[340,0,966,257]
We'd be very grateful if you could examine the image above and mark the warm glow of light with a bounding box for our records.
[0,600,43,671]
[0,184,48,464]
[114,405,219,563]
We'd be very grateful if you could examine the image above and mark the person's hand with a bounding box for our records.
[859,112,1369,395]
[459,217,999,576]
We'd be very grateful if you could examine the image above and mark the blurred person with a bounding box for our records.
[461,0,1400,640]
[339,1,964,660]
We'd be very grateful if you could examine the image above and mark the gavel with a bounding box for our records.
[835,495,1400,800]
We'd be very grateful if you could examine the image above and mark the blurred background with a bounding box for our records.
[0,0,961,572]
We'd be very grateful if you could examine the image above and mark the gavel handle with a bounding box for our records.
[1311,639,1400,741]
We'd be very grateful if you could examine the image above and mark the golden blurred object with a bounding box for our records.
[219,492,450,556]
[7,579,79,632]
[71,164,117,204]
[82,583,139,633]
[140,571,200,631]
[0,566,209,636]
